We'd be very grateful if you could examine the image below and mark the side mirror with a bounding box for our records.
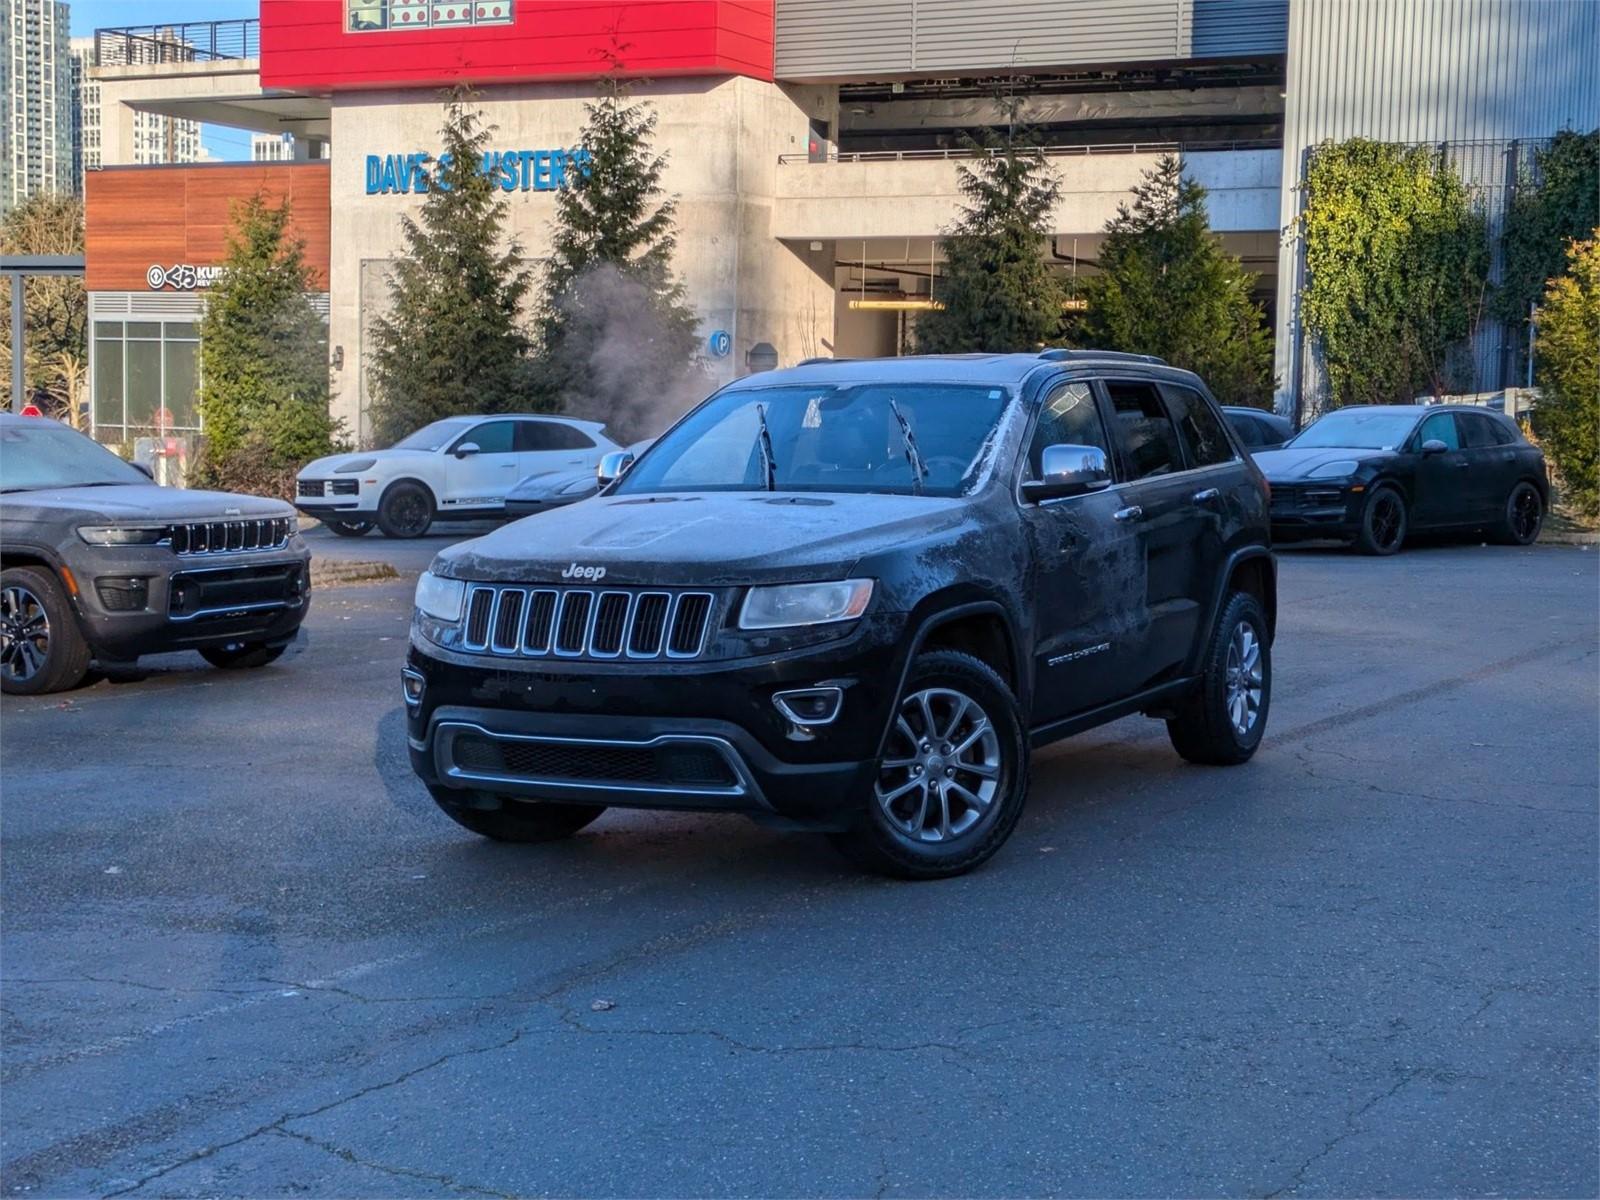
[453,442,481,459]
[1420,438,1449,456]
[1021,444,1112,503]
[596,450,636,487]
[131,461,155,480]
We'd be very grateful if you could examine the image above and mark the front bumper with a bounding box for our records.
[65,544,312,660]
[1268,483,1362,541]
[404,614,906,830]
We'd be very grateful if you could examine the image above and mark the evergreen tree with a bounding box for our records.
[194,193,337,494]
[915,90,1063,354]
[1530,232,1599,518]
[1075,156,1273,406]
[367,88,537,446]
[536,74,700,439]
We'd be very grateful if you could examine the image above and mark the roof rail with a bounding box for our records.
[1037,348,1168,365]
[796,356,856,366]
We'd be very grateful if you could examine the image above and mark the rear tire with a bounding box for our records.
[323,519,374,538]
[377,482,434,539]
[0,566,91,695]
[1355,485,1407,556]
[1493,481,1543,546]
[829,649,1028,880]
[200,642,287,670]
[428,787,607,843]
[1167,591,1271,766]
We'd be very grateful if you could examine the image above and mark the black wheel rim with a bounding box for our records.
[1370,494,1403,550]
[1511,488,1541,542]
[391,492,428,535]
[1,584,50,683]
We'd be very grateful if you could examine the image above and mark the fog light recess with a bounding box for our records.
[773,686,844,727]
[401,667,426,707]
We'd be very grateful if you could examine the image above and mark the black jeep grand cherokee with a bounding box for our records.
[405,351,1275,877]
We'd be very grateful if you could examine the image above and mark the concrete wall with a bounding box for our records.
[327,76,838,441]
[772,148,1282,239]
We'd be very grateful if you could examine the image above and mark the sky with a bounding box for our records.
[70,0,263,161]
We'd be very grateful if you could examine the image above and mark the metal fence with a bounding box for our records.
[94,19,260,66]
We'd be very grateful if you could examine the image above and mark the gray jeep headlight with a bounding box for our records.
[739,579,873,630]
[414,571,466,621]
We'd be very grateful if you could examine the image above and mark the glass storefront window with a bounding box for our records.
[348,0,512,31]
[90,317,206,439]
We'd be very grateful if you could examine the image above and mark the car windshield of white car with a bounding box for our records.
[0,422,150,492]
[1289,410,1418,450]
[393,418,475,452]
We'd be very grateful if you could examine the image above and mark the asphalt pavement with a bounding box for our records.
[1,543,1595,1198]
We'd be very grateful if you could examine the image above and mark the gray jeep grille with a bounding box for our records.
[459,584,716,661]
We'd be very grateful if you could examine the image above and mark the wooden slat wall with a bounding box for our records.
[85,163,331,292]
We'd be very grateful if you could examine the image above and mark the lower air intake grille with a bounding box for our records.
[452,734,739,789]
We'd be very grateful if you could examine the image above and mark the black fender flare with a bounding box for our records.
[1186,545,1277,676]
[0,541,95,642]
[873,599,1026,759]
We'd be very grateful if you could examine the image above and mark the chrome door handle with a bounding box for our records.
[1192,487,1220,502]
[1114,505,1144,522]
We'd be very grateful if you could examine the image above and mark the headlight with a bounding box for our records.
[334,458,376,473]
[414,571,466,622]
[77,525,168,546]
[739,579,873,630]
[1307,460,1359,479]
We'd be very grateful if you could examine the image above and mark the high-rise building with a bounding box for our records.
[2,0,73,212]
[70,33,202,189]
[251,131,293,161]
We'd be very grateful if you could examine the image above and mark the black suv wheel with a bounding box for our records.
[323,519,374,538]
[830,649,1028,880]
[1,566,91,696]
[1167,591,1271,765]
[377,482,434,539]
[428,786,607,843]
[1493,481,1543,546]
[1355,485,1407,555]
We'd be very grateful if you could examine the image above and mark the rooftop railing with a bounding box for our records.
[94,19,259,67]
[777,138,1282,165]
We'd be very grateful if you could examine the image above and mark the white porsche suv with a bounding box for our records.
[296,415,619,538]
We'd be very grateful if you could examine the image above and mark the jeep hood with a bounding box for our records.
[1,484,294,523]
[432,491,972,587]
[1254,446,1396,480]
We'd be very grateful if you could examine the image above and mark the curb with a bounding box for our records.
[1538,530,1599,546]
[310,559,401,587]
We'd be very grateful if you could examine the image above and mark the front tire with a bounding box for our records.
[1,567,91,695]
[200,642,287,670]
[323,519,374,538]
[377,482,434,539]
[1493,481,1543,546]
[1167,591,1271,765]
[829,649,1028,880]
[1355,485,1407,555]
[428,787,606,843]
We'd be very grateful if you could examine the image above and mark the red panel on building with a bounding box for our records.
[260,0,774,90]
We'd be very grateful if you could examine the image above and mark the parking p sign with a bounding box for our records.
[707,330,732,358]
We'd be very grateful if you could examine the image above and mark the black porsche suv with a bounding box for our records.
[405,351,1276,878]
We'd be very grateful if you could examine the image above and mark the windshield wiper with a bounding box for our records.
[753,403,777,492]
[888,398,926,496]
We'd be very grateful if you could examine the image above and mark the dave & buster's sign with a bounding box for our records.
[365,148,592,195]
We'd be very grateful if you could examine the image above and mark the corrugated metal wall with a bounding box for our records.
[1272,0,1600,416]
[774,0,1288,79]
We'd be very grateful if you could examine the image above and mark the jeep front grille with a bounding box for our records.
[458,585,717,661]
[170,518,293,556]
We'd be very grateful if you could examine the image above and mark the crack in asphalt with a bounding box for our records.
[1291,747,1593,815]
[1261,1067,1426,1199]
[100,1030,528,1198]
[271,1127,516,1199]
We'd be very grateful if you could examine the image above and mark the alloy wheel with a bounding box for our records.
[391,493,429,536]
[876,687,1002,843]
[1224,620,1264,737]
[1,585,50,685]
[1511,487,1542,542]
[1369,493,1403,551]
